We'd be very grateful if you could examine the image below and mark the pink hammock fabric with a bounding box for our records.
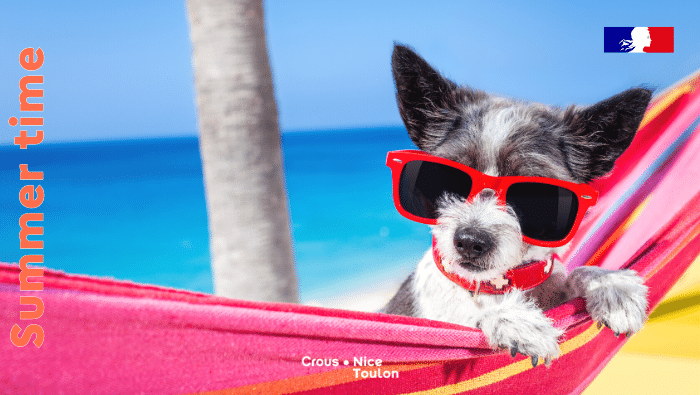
[2,72,700,395]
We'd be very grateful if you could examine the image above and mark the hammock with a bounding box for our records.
[2,71,700,395]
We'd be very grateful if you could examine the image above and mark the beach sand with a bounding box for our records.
[583,257,700,394]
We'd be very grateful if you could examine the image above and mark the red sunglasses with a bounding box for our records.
[386,150,598,247]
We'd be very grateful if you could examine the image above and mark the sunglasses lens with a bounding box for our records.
[506,182,579,241]
[399,160,472,220]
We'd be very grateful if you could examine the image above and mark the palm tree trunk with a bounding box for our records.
[186,0,299,302]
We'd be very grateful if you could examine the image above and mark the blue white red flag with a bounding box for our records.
[604,27,674,53]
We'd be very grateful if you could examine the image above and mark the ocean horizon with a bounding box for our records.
[0,126,430,303]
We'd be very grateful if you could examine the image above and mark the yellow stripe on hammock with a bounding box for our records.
[638,70,699,130]
[198,361,438,395]
[402,322,603,395]
[196,322,603,395]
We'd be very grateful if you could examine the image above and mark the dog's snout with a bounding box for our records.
[454,228,493,259]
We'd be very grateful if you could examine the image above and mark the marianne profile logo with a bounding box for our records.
[604,27,674,53]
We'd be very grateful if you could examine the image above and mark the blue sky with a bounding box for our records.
[1,0,699,143]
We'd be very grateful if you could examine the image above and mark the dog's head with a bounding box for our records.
[392,44,651,282]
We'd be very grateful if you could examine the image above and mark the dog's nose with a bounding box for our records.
[454,228,493,259]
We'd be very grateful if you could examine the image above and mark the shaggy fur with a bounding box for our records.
[382,44,650,366]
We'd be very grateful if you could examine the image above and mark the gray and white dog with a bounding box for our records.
[382,44,649,366]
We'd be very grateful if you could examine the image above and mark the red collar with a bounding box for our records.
[432,236,554,294]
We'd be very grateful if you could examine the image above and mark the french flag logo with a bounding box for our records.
[604,27,674,53]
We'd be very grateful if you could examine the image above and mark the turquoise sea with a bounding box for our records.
[0,127,431,301]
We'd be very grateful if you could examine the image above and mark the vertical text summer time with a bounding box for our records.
[10,47,46,349]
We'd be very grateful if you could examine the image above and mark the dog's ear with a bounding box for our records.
[562,88,652,182]
[392,44,483,151]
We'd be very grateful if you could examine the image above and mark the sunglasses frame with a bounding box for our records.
[386,150,599,247]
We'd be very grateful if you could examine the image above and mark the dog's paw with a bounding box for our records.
[478,296,563,367]
[584,269,648,336]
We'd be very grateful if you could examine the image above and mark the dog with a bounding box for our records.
[381,44,650,367]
